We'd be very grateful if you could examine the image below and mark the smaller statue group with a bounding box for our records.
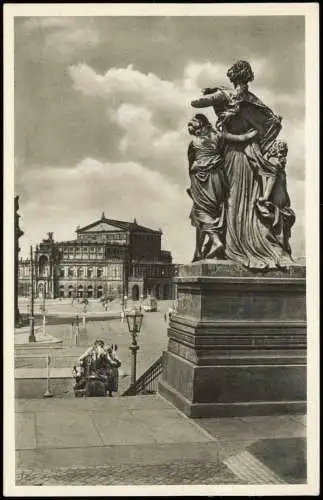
[187,60,295,270]
[72,340,121,397]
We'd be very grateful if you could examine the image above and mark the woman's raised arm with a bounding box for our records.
[191,95,215,108]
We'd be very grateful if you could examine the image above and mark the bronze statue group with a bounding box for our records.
[72,340,122,397]
[187,60,295,270]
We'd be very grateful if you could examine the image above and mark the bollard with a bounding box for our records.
[82,312,86,328]
[43,355,54,398]
[75,326,79,345]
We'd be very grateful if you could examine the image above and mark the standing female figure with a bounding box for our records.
[187,113,258,261]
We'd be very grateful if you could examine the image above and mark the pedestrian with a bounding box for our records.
[105,344,121,397]
[164,312,167,322]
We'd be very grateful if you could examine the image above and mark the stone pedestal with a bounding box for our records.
[159,260,306,418]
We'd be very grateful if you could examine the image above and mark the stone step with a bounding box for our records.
[16,442,220,470]
[16,395,220,474]
[16,459,240,486]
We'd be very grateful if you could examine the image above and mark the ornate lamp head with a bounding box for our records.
[126,309,144,335]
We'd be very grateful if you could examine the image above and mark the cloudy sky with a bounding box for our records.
[14,15,305,262]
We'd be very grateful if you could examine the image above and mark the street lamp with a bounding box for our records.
[125,309,144,393]
[82,303,87,328]
[72,313,80,345]
[39,288,47,337]
[28,246,36,342]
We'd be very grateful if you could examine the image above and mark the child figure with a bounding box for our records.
[259,140,288,204]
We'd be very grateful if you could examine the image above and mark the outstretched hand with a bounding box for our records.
[202,87,215,96]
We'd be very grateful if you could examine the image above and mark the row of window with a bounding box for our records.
[135,234,158,244]
[60,248,123,260]
[62,253,105,260]
[59,266,122,279]
[62,247,104,254]
[79,233,128,242]
[59,283,121,291]
[131,264,174,278]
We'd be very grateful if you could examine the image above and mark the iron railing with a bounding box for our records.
[122,354,164,396]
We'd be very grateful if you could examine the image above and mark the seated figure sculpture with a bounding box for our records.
[73,339,108,397]
[73,340,122,397]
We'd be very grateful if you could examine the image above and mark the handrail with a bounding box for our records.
[122,354,163,396]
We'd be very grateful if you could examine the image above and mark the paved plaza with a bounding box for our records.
[15,395,306,486]
[15,298,172,382]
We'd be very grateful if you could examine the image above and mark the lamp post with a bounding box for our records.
[28,246,36,342]
[73,313,80,345]
[82,304,87,329]
[125,309,144,394]
[39,288,47,337]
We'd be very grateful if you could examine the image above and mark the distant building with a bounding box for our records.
[18,214,176,301]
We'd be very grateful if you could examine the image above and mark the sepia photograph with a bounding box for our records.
[3,3,319,496]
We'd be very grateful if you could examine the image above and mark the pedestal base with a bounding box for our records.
[159,352,306,418]
[159,261,307,418]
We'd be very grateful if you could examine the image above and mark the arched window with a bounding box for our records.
[68,285,75,298]
[87,285,93,298]
[68,267,74,278]
[87,267,93,278]
[38,255,49,277]
[38,283,44,298]
[132,285,139,301]
[78,285,84,298]
[163,284,170,300]
[97,285,103,298]
[59,285,65,298]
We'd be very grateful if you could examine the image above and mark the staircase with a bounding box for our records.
[122,354,164,396]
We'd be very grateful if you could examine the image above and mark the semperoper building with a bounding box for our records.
[18,214,176,301]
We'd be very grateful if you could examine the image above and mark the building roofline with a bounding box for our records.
[77,216,162,234]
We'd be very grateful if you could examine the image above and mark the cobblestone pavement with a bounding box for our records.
[16,461,243,486]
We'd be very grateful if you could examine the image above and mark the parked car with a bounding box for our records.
[142,296,157,312]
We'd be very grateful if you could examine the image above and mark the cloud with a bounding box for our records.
[17,158,193,263]
[23,17,75,31]
[68,60,305,186]
[68,63,191,117]
[20,17,100,61]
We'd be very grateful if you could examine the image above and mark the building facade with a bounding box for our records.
[18,214,177,301]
